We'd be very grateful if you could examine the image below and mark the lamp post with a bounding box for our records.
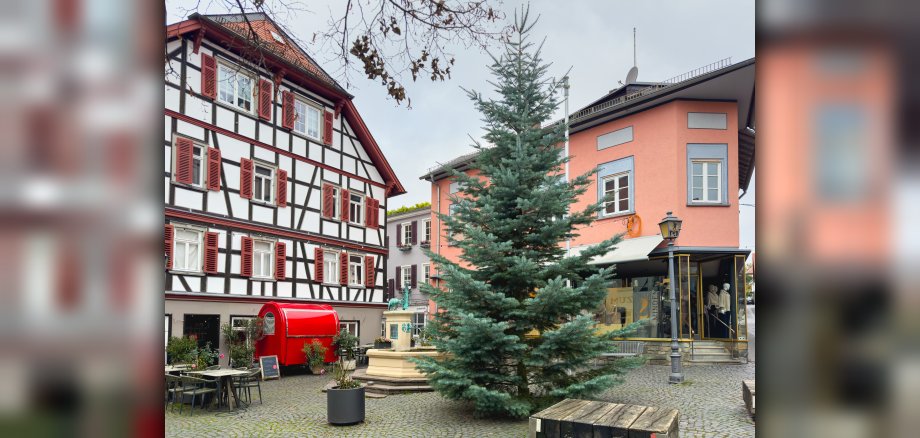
[659,211,684,384]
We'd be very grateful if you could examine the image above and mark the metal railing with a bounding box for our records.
[552,57,734,127]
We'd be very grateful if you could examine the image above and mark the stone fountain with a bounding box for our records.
[351,287,443,396]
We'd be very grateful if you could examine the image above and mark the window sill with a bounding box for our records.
[290,129,323,144]
[251,200,278,209]
[686,202,731,207]
[251,277,277,282]
[171,181,208,193]
[215,100,256,118]
[596,211,636,221]
[397,245,412,252]
[346,221,365,228]
[169,270,205,277]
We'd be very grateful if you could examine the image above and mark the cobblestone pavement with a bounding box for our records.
[166,363,754,437]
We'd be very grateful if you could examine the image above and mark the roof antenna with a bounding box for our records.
[625,27,639,85]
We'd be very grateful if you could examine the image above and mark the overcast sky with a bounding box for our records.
[167,0,755,251]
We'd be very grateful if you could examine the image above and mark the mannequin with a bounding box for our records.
[706,285,720,311]
[719,283,731,314]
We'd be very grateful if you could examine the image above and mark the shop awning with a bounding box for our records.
[568,234,664,265]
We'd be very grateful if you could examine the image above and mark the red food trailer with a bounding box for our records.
[254,302,339,366]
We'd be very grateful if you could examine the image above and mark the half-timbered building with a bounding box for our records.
[164,12,405,352]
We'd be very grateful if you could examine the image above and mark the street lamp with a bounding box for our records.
[658,211,684,384]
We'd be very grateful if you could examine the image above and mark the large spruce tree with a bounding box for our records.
[413,9,644,418]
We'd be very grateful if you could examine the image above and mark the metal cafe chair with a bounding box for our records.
[179,376,218,415]
[164,374,186,412]
[234,368,263,405]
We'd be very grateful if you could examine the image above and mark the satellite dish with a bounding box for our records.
[625,66,638,85]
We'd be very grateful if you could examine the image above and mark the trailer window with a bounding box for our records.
[264,312,275,335]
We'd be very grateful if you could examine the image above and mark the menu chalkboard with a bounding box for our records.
[259,355,280,380]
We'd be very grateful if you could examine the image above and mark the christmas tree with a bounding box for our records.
[413,8,644,418]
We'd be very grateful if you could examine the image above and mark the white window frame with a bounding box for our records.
[322,250,340,285]
[293,97,322,140]
[348,254,364,286]
[327,185,341,219]
[422,263,430,284]
[349,192,364,225]
[412,312,427,336]
[172,224,205,273]
[252,162,275,205]
[339,320,360,338]
[690,160,723,203]
[401,222,413,246]
[230,316,257,345]
[601,171,630,216]
[217,62,255,113]
[251,238,274,280]
[400,265,412,289]
[423,219,431,243]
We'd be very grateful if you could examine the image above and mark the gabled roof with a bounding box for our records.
[420,149,483,182]
[165,12,406,197]
[203,13,345,94]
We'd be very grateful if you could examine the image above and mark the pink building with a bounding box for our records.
[423,58,755,361]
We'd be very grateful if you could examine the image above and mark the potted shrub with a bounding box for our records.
[303,340,328,374]
[166,336,197,365]
[326,352,364,425]
[373,336,391,349]
[331,329,359,371]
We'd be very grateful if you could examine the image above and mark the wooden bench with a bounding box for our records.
[529,398,679,438]
[600,341,646,359]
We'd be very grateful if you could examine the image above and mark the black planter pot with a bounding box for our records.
[373,341,391,349]
[327,386,365,425]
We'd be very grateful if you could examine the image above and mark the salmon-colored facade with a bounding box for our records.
[423,59,756,361]
[567,100,740,249]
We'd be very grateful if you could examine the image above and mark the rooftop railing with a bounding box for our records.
[554,57,733,126]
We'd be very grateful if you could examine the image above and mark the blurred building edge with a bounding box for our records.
[758,6,913,437]
[423,57,756,364]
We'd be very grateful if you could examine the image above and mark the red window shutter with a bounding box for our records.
[274,242,286,280]
[174,137,194,184]
[411,264,418,289]
[207,148,221,191]
[387,279,395,299]
[276,169,288,207]
[281,91,295,130]
[314,248,324,283]
[321,184,334,218]
[200,54,216,99]
[164,224,174,270]
[364,256,374,288]
[239,158,253,199]
[411,221,418,245]
[395,266,402,289]
[339,251,348,285]
[396,224,402,247]
[204,232,219,273]
[258,78,273,121]
[340,189,350,221]
[240,236,253,277]
[323,111,333,145]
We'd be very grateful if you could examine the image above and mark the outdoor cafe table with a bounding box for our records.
[185,369,251,410]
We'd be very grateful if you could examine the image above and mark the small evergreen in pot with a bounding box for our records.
[326,344,364,425]
[331,329,359,371]
[373,336,391,349]
[303,340,328,374]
